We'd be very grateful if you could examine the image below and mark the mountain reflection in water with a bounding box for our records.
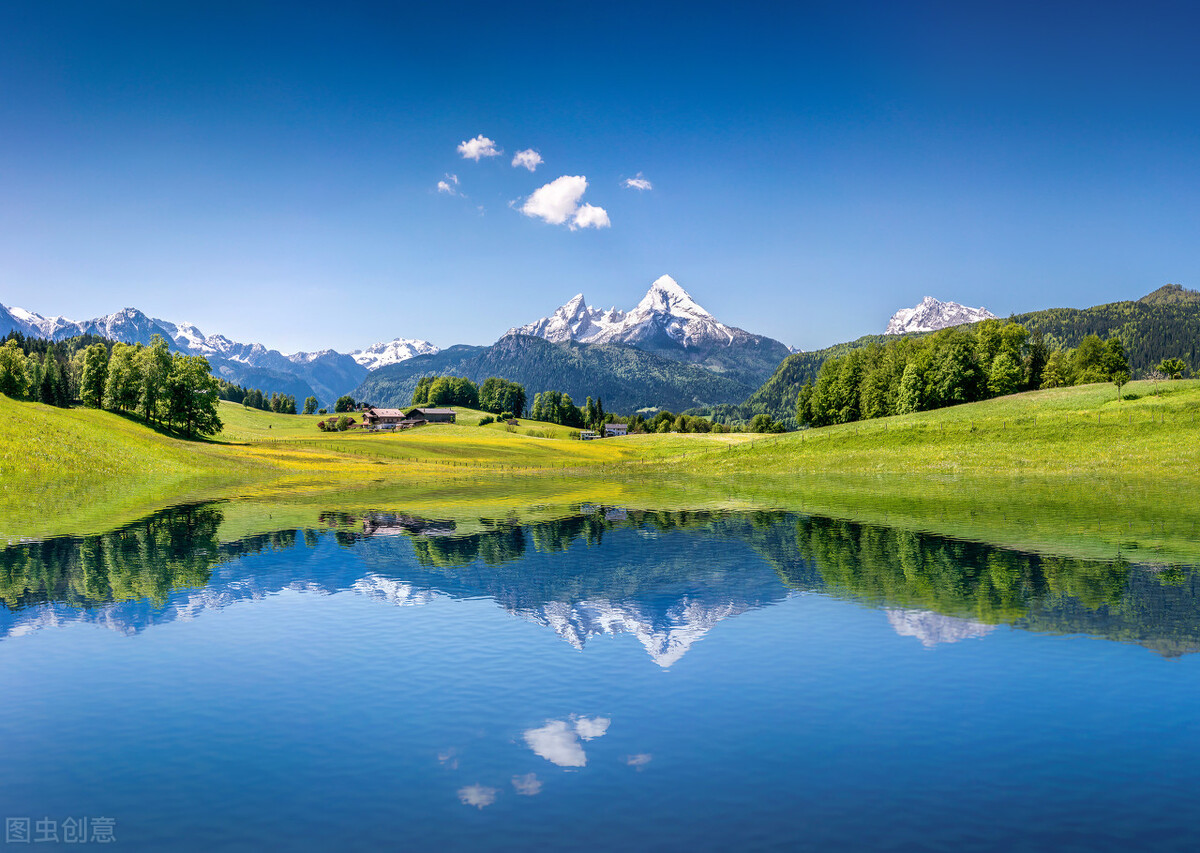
[2,503,1199,660]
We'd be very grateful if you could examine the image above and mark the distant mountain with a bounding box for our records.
[353,334,756,413]
[886,296,996,334]
[350,338,441,371]
[509,275,793,388]
[1,302,437,407]
[1139,283,1200,306]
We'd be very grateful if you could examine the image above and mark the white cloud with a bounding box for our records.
[571,203,610,231]
[622,173,653,191]
[524,720,587,767]
[522,175,588,225]
[436,173,460,195]
[457,134,501,161]
[625,753,652,770]
[521,175,610,230]
[512,773,543,796]
[512,149,543,171]
[457,784,497,809]
[574,716,611,740]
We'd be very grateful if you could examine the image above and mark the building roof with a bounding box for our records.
[413,408,456,415]
[364,408,406,418]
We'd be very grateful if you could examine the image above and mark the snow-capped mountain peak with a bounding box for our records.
[633,274,711,320]
[507,274,747,350]
[885,296,997,335]
[350,337,440,371]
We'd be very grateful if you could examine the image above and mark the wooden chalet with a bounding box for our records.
[404,407,457,423]
[361,407,407,426]
[604,423,628,437]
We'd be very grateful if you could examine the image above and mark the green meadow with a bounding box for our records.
[3,381,1199,563]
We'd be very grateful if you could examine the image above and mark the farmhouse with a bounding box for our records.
[604,423,628,437]
[404,407,457,423]
[361,407,406,426]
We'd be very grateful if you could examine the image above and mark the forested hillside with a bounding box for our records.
[738,289,1200,421]
[352,334,756,412]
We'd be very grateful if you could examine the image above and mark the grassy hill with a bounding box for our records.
[5,383,1200,563]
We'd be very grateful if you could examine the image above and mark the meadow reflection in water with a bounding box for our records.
[3,502,1199,659]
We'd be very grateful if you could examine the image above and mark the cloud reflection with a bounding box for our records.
[512,773,543,795]
[458,784,497,809]
[524,715,611,768]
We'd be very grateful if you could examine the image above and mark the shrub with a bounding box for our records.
[477,415,495,426]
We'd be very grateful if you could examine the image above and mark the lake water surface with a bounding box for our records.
[3,503,1200,851]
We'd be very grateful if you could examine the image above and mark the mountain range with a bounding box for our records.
[0,303,438,407]
[2,274,792,411]
[356,276,794,411]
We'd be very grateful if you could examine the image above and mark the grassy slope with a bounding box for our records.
[4,385,1200,561]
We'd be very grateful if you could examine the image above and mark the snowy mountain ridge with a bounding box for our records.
[351,338,441,371]
[0,301,438,406]
[508,275,748,350]
[886,296,997,335]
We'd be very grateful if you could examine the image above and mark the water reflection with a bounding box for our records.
[2,503,1199,659]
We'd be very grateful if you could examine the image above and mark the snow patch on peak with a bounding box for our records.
[886,296,997,335]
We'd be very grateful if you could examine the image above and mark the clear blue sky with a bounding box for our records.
[2,1,1199,353]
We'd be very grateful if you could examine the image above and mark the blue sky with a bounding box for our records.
[2,1,1199,353]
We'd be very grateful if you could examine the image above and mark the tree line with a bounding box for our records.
[795,320,1142,427]
[0,332,115,408]
[0,333,223,438]
[218,380,316,415]
[406,375,527,417]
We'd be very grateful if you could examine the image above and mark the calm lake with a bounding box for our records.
[3,503,1200,851]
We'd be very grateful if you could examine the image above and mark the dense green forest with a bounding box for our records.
[796,321,1133,427]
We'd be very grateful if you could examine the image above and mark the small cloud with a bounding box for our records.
[457,784,498,809]
[571,203,610,231]
[436,173,461,195]
[512,773,543,796]
[625,753,652,770]
[512,149,543,171]
[574,716,611,740]
[458,134,501,161]
[622,173,653,191]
